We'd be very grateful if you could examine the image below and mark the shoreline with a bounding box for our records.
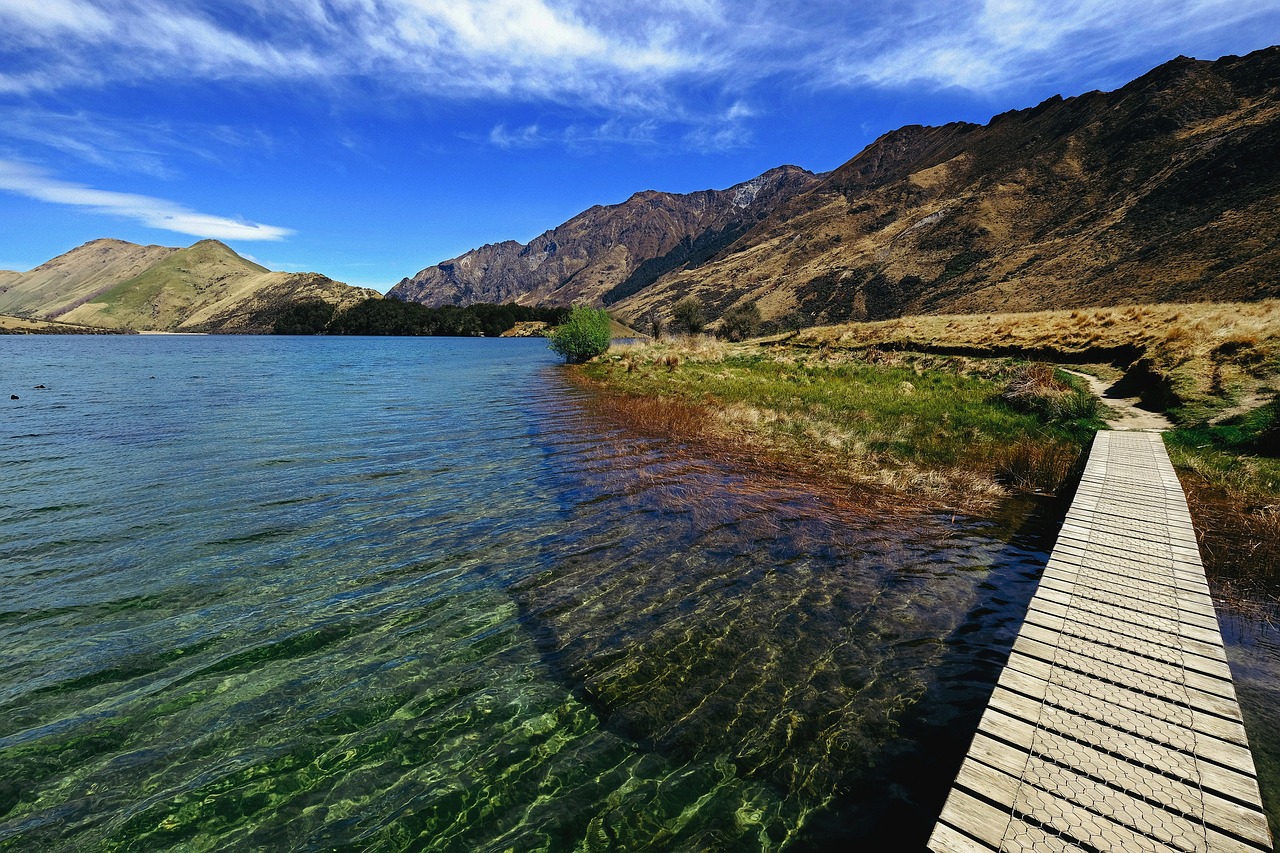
[580,333,1279,599]
[575,339,1101,517]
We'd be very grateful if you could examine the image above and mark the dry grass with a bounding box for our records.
[1181,475,1280,597]
[783,299,1280,426]
[0,314,128,335]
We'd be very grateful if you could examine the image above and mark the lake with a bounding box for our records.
[1,335,1275,850]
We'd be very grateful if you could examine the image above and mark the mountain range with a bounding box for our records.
[6,46,1277,336]
[393,45,1280,330]
[389,165,821,308]
[0,239,377,333]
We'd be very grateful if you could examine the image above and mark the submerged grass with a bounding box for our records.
[580,340,1103,513]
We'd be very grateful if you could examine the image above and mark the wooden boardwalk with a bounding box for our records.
[930,431,1273,853]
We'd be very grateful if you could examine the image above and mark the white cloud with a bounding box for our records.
[822,0,1280,92]
[1,0,1278,139]
[0,160,294,241]
[0,0,112,35]
[0,0,698,107]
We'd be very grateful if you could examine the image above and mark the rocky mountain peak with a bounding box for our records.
[389,165,822,308]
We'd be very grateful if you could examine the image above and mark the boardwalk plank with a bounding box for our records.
[1013,626,1240,705]
[995,664,1255,758]
[986,686,1264,807]
[929,431,1273,853]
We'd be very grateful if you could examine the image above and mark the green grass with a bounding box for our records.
[1165,399,1280,500]
[583,344,1104,507]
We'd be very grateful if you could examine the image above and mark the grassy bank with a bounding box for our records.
[580,338,1103,513]
[783,299,1280,424]
[585,300,1280,592]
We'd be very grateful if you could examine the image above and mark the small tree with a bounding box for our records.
[646,308,664,340]
[549,305,612,363]
[718,300,762,342]
[671,296,706,334]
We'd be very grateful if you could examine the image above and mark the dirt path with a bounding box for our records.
[1062,369,1174,432]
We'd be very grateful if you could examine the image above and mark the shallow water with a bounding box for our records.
[0,336,1273,850]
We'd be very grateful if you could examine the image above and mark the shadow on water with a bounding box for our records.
[512,375,1074,851]
[792,491,1068,850]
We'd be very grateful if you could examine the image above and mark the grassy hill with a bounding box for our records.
[0,239,178,320]
[0,239,377,333]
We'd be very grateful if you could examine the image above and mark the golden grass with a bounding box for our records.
[780,299,1280,425]
[0,314,128,334]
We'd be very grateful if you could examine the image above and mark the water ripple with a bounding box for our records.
[0,335,1242,850]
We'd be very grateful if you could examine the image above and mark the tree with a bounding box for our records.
[646,309,664,340]
[670,296,706,334]
[548,305,612,363]
[718,301,762,342]
[273,300,336,334]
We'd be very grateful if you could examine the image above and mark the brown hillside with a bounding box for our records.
[614,47,1280,327]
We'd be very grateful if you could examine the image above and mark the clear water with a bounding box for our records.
[0,336,1273,851]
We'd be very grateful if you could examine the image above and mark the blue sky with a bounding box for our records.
[2,1,1278,292]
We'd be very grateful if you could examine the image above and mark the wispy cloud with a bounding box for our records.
[0,107,275,176]
[1,0,1277,137]
[486,118,663,150]
[820,0,1280,92]
[484,99,753,153]
[0,160,294,241]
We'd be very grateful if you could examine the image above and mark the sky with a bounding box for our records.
[2,1,1279,292]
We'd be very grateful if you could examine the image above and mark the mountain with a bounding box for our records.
[0,239,178,319]
[389,165,821,308]
[611,46,1280,326]
[0,239,378,333]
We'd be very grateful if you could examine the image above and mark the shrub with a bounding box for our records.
[646,309,664,340]
[549,306,612,363]
[999,363,1099,423]
[671,297,706,334]
[718,301,762,342]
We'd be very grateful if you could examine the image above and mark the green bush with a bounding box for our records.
[718,301,762,342]
[273,300,336,334]
[549,306,612,363]
[283,298,569,336]
[671,297,706,334]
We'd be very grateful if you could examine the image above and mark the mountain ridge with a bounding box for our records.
[389,165,822,308]
[389,46,1280,330]
[612,46,1280,326]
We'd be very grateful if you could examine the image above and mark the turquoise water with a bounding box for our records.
[0,336,1273,850]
